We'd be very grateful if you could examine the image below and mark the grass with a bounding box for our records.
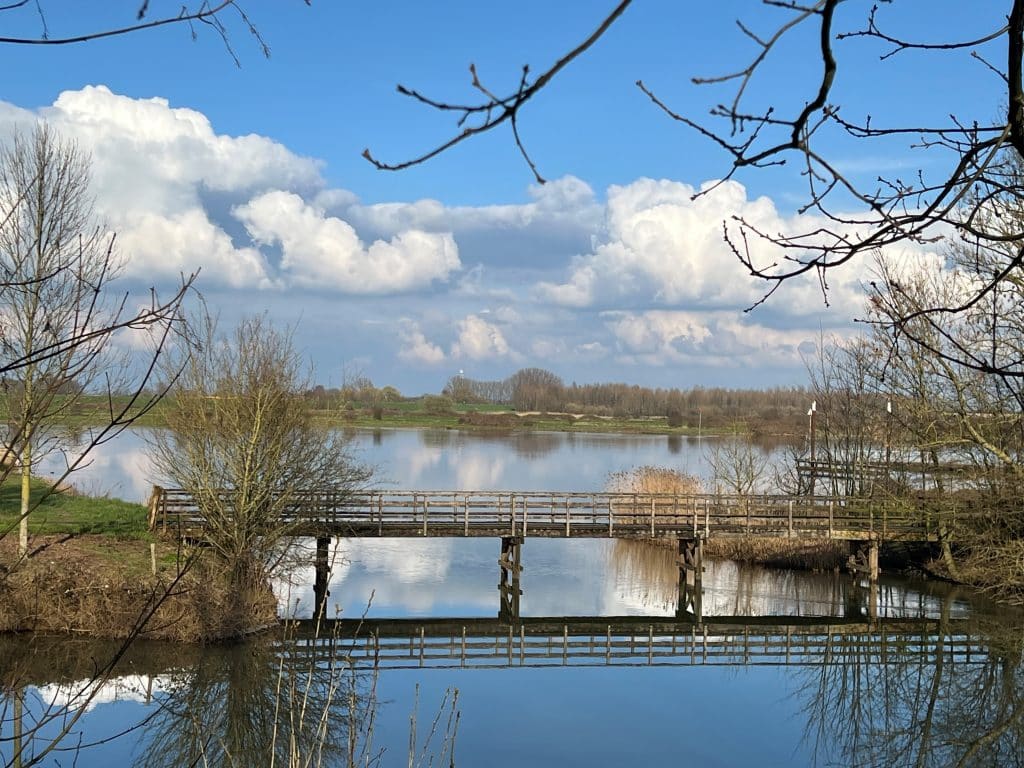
[0,393,725,436]
[0,475,150,539]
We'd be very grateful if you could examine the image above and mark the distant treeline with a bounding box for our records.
[442,368,810,429]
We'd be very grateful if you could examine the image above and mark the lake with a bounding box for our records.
[7,427,1024,767]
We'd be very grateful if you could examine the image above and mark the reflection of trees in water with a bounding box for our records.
[416,429,562,461]
[609,540,679,612]
[610,541,853,616]
[509,432,561,459]
[609,542,974,620]
[418,429,455,449]
[797,595,1024,767]
[1,633,457,768]
[138,638,372,768]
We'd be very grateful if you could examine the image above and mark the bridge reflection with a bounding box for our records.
[287,615,988,670]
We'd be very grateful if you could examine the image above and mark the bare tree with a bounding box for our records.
[705,431,771,497]
[148,314,370,617]
[0,124,190,558]
[864,248,1024,596]
[509,367,564,411]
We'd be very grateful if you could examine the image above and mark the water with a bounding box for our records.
[9,427,1024,767]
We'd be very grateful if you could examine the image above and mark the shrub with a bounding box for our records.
[422,395,455,414]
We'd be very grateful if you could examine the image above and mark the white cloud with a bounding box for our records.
[398,321,446,365]
[49,85,321,204]
[346,175,600,235]
[36,86,322,287]
[604,310,817,367]
[117,208,272,289]
[451,314,512,360]
[536,178,892,316]
[531,338,566,359]
[234,191,461,293]
[575,341,609,359]
[3,86,464,295]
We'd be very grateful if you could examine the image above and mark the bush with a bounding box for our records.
[666,408,684,428]
[422,395,455,415]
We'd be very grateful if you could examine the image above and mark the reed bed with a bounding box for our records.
[607,466,848,571]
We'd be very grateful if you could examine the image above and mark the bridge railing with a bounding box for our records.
[284,621,987,670]
[149,487,953,541]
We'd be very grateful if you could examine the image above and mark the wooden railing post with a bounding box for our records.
[650,497,656,538]
[565,497,570,537]
[147,485,163,531]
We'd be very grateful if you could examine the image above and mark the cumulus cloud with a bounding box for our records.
[4,86,461,294]
[398,321,446,365]
[604,310,818,367]
[35,86,322,287]
[575,341,610,359]
[234,191,460,292]
[536,178,896,316]
[116,209,272,289]
[451,314,512,360]
[345,175,600,235]
[0,85,923,388]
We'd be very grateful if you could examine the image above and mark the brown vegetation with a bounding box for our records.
[704,538,848,571]
[607,466,848,569]
[607,466,701,495]
[0,536,277,643]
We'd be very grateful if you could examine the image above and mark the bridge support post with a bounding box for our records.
[498,536,523,622]
[676,537,703,623]
[847,539,880,622]
[867,541,879,622]
[868,541,879,582]
[313,536,332,620]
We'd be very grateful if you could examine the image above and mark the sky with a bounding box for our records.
[0,1,1007,394]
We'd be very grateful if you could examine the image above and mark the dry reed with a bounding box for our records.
[607,466,848,570]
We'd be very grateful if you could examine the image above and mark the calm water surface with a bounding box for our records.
[7,428,1023,767]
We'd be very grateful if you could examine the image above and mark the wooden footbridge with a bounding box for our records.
[149,488,945,543]
[149,486,953,621]
[286,615,987,671]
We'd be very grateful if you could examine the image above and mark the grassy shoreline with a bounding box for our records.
[3,394,793,437]
[0,480,277,643]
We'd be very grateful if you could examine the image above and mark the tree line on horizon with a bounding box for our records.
[441,368,812,427]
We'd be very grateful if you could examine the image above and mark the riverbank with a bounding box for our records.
[0,535,277,643]
[7,394,801,438]
[1,479,277,642]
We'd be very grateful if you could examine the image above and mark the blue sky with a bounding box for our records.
[0,2,1004,393]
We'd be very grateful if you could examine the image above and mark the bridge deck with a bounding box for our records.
[150,488,949,542]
